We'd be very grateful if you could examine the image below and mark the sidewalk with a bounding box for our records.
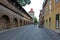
[51,29,60,35]
[44,27,60,40]
[0,24,34,33]
[0,27,19,33]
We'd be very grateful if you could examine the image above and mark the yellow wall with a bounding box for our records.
[44,0,60,30]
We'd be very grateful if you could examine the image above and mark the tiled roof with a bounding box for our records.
[29,8,34,13]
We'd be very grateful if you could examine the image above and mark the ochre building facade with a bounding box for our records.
[43,0,60,31]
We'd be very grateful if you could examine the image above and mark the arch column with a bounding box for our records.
[25,21,27,25]
[20,19,22,26]
[13,18,18,27]
[22,20,24,26]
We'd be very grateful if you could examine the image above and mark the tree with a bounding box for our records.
[33,17,38,24]
[17,0,31,6]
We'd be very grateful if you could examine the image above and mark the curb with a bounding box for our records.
[0,27,21,33]
[0,25,33,33]
[44,27,60,40]
[49,29,60,40]
[50,29,60,36]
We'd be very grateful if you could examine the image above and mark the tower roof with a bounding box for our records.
[29,8,34,13]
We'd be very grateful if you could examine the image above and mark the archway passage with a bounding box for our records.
[0,15,10,30]
[14,18,18,27]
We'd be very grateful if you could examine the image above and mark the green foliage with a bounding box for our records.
[17,0,31,6]
[25,0,31,4]
[33,17,38,24]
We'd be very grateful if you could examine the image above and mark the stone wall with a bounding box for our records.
[0,0,33,30]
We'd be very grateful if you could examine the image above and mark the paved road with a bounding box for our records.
[0,25,57,40]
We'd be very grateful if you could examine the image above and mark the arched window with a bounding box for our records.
[46,19,48,27]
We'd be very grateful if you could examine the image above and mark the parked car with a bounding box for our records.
[38,25,43,28]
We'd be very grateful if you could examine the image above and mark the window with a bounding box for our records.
[46,19,47,26]
[46,7,48,13]
[44,7,48,15]
[55,0,59,4]
[56,14,59,29]
[49,0,52,13]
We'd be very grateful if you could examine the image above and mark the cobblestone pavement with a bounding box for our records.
[0,25,57,40]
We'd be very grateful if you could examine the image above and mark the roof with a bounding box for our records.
[29,8,34,13]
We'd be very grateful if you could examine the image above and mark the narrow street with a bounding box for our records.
[0,25,57,40]
[0,0,60,40]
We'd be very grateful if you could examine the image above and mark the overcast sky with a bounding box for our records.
[23,0,44,21]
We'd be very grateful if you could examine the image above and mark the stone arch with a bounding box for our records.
[0,15,10,30]
[14,18,18,27]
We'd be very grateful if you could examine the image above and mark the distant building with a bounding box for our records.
[29,8,34,23]
[43,0,60,32]
[29,8,34,19]
[39,10,44,27]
